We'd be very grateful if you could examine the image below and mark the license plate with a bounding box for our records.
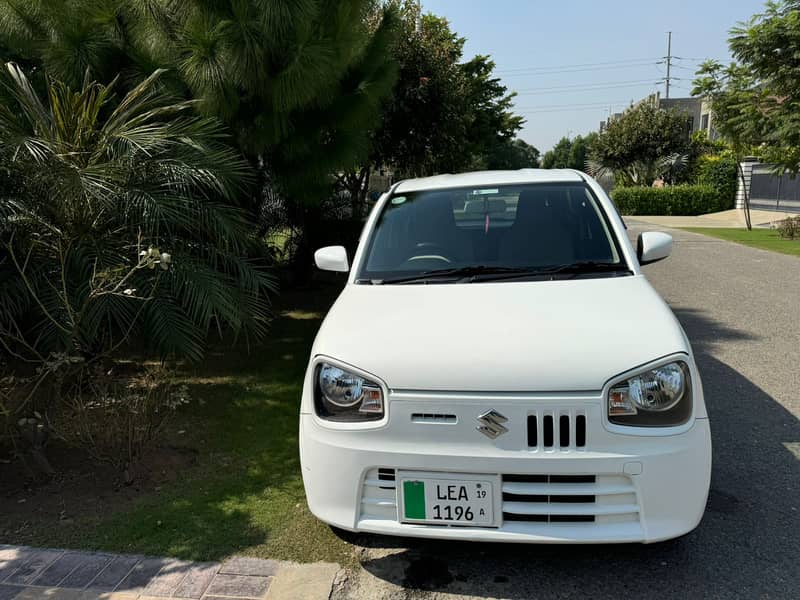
[399,475,495,526]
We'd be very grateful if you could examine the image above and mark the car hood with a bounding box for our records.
[312,275,689,392]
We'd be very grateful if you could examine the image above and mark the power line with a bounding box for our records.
[514,100,634,111]
[495,57,661,74]
[512,79,661,95]
[516,104,632,115]
[498,63,660,77]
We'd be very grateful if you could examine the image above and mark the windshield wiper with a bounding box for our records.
[472,261,632,282]
[368,262,631,285]
[373,265,536,285]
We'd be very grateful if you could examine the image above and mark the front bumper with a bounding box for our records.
[299,391,712,544]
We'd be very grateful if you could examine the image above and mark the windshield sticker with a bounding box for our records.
[472,188,498,195]
[391,196,407,205]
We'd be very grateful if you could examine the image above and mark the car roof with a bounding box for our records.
[392,169,586,193]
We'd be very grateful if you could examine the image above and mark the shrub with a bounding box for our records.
[0,65,276,366]
[777,216,800,240]
[695,154,738,204]
[611,185,733,216]
[50,364,189,482]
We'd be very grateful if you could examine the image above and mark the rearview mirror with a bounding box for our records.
[637,232,673,265]
[314,246,350,272]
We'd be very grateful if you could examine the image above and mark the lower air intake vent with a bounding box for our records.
[360,468,398,521]
[501,474,639,524]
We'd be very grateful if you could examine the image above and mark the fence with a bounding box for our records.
[738,159,800,213]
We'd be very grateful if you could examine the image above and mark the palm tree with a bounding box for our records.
[585,153,690,187]
[0,63,275,364]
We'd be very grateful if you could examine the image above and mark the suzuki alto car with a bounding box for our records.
[300,169,711,544]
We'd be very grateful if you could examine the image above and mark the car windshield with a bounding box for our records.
[358,182,626,283]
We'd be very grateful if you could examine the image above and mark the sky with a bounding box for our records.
[423,0,767,153]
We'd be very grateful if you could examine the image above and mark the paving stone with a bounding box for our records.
[34,552,93,587]
[0,547,34,583]
[59,554,114,590]
[265,562,339,600]
[0,584,20,600]
[4,549,63,585]
[141,558,192,596]
[205,574,272,598]
[219,557,281,577]
[114,558,166,594]
[171,562,218,599]
[85,556,141,591]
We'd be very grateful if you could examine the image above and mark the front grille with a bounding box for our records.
[527,410,587,449]
[501,473,639,524]
[359,469,639,528]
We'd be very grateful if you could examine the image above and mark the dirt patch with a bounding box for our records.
[0,439,198,539]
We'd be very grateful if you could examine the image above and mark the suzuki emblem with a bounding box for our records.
[476,409,509,439]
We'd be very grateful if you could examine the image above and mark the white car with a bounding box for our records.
[300,169,711,544]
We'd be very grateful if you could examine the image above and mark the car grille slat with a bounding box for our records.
[501,474,640,524]
[528,410,587,450]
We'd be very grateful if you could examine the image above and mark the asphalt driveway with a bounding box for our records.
[334,222,800,600]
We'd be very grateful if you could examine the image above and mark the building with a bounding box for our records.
[599,92,716,139]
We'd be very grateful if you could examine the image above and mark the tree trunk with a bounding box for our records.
[737,160,752,231]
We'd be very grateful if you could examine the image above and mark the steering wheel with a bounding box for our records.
[400,242,453,266]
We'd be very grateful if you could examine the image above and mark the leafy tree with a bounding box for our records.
[541,136,573,169]
[567,133,598,172]
[590,102,691,181]
[461,54,525,167]
[482,138,540,170]
[369,3,523,179]
[541,133,597,171]
[693,0,800,173]
[693,0,800,228]
[0,64,274,364]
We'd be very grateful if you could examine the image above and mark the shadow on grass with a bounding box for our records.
[352,307,800,598]
[0,280,352,564]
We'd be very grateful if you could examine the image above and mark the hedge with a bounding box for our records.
[695,154,738,205]
[611,184,734,216]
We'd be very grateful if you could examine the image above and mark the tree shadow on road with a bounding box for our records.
[351,307,800,599]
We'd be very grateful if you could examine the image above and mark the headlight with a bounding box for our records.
[315,363,384,422]
[607,361,692,427]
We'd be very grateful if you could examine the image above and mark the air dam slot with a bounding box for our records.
[411,413,457,424]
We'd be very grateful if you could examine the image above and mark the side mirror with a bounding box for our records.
[368,191,381,202]
[314,246,349,272]
[637,232,673,265]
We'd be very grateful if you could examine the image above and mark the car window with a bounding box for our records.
[359,182,624,280]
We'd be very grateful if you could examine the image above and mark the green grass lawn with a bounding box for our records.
[1,283,354,564]
[682,227,800,257]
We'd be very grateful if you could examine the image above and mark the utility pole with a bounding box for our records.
[416,0,422,33]
[665,31,672,99]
